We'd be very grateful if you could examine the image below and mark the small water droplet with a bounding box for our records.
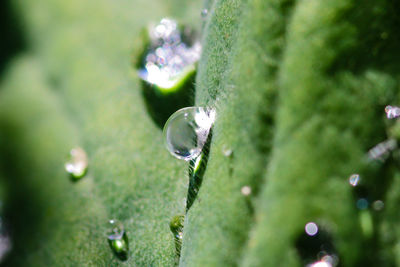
[308,260,332,267]
[138,18,201,90]
[222,145,233,157]
[107,219,128,261]
[305,222,319,236]
[107,219,124,240]
[170,215,184,257]
[164,107,216,160]
[372,200,384,211]
[201,9,208,19]
[368,139,397,161]
[241,186,252,196]
[65,147,88,180]
[356,198,369,210]
[385,105,400,119]
[348,174,360,187]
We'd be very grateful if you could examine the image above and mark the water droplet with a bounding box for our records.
[107,219,128,261]
[385,105,400,119]
[138,18,201,90]
[356,198,369,210]
[201,9,208,19]
[348,174,360,187]
[222,145,233,157]
[164,107,216,160]
[372,200,384,211]
[305,222,318,236]
[308,260,332,267]
[65,147,88,180]
[368,139,397,161]
[170,215,184,257]
[241,186,252,196]
[107,219,124,240]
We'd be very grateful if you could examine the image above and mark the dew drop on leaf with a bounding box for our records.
[138,18,201,91]
[368,139,397,161]
[164,107,216,160]
[305,222,318,236]
[372,200,384,211]
[385,105,400,119]
[107,219,129,261]
[348,174,360,187]
[65,147,88,180]
[241,186,252,196]
[170,215,184,257]
[201,9,208,19]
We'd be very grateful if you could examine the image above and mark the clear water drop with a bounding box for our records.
[385,105,400,119]
[348,174,360,187]
[138,18,201,90]
[170,215,184,257]
[222,145,233,157]
[305,222,318,236]
[107,219,125,240]
[65,147,88,180]
[308,260,332,267]
[107,219,128,261]
[164,107,216,160]
[241,186,252,196]
[356,198,369,210]
[201,9,208,19]
[372,200,384,211]
[368,139,397,161]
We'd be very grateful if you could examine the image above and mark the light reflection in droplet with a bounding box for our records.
[372,200,384,211]
[222,145,233,157]
[305,222,318,236]
[356,198,369,210]
[164,107,215,161]
[309,260,332,267]
[348,174,360,187]
[385,105,400,119]
[65,147,88,179]
[368,139,397,161]
[139,18,201,90]
[107,219,125,240]
[241,186,252,196]
[201,9,208,19]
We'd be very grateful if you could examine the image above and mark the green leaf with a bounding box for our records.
[2,0,400,266]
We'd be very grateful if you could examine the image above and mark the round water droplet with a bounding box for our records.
[201,9,208,19]
[106,219,129,261]
[305,222,319,236]
[348,174,360,187]
[107,219,125,240]
[222,145,233,157]
[138,18,201,91]
[308,261,332,267]
[164,107,216,160]
[356,198,369,210]
[170,215,184,237]
[170,215,184,257]
[241,186,252,196]
[372,200,384,211]
[385,105,400,119]
[65,147,88,179]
